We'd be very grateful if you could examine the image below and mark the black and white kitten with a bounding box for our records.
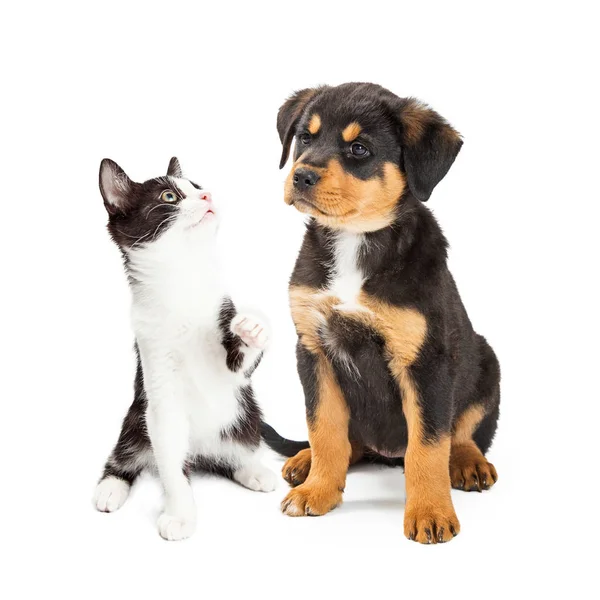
[94,157,276,541]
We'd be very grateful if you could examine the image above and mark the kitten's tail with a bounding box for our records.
[260,422,310,457]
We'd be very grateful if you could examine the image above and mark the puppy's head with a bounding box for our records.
[277,83,463,232]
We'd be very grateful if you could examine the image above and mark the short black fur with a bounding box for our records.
[264,83,500,468]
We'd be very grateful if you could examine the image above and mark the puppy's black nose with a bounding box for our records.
[293,168,320,191]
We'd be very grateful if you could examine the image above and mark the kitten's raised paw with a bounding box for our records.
[234,463,277,492]
[157,513,196,541]
[231,313,270,350]
[94,476,130,512]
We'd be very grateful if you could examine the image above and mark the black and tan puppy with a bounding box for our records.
[262,82,500,544]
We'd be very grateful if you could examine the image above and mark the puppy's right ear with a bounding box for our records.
[99,159,133,215]
[277,87,325,169]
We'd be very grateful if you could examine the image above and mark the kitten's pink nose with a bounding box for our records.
[200,192,212,203]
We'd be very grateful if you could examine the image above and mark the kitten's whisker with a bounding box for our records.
[120,213,178,251]
[149,214,178,243]
[116,228,145,240]
[146,203,177,219]
[129,231,153,250]
[116,229,154,250]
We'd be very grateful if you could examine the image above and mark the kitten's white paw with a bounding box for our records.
[157,512,196,541]
[234,463,277,492]
[94,476,130,512]
[231,313,270,350]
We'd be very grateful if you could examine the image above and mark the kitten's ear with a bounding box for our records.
[167,156,182,178]
[99,159,133,214]
[277,87,326,169]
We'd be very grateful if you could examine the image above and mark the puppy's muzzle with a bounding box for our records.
[293,168,321,192]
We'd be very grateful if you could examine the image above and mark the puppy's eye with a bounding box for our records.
[300,133,311,145]
[161,190,179,202]
[351,143,369,157]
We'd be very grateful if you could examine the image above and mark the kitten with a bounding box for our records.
[93,157,276,541]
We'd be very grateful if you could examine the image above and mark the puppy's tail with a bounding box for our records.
[260,422,310,457]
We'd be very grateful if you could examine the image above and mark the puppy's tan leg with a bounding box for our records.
[281,357,351,516]
[357,297,459,543]
[400,371,459,544]
[282,442,364,488]
[450,405,498,491]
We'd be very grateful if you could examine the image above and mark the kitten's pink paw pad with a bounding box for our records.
[231,314,270,350]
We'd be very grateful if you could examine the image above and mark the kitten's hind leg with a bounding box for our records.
[232,448,277,493]
[94,475,132,513]
[94,397,152,513]
[234,460,277,492]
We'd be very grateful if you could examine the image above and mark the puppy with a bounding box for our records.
[262,83,500,544]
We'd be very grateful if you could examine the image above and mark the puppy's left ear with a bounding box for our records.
[396,98,463,201]
[167,156,182,178]
[277,86,326,169]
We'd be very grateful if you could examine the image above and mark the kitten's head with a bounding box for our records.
[99,157,217,251]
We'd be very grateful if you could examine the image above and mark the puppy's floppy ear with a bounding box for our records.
[396,98,463,201]
[167,156,182,178]
[99,159,134,215]
[277,87,326,169]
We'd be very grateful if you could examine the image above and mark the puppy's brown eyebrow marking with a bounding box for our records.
[342,122,362,142]
[308,114,321,135]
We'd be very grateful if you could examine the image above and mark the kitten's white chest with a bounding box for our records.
[328,232,366,311]
[176,329,242,440]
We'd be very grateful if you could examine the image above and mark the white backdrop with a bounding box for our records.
[2,1,597,598]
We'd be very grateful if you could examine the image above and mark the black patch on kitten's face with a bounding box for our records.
[107,177,185,249]
[98,157,203,250]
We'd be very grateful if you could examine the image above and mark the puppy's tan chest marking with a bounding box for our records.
[290,234,427,366]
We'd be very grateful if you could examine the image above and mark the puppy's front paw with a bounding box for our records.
[281,483,343,517]
[157,512,196,541]
[404,502,460,544]
[231,313,270,350]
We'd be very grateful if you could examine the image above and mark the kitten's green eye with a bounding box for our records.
[161,190,178,202]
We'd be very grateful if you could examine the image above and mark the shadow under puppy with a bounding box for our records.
[262,83,500,544]
[94,158,276,541]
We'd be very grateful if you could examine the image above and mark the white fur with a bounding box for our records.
[157,512,196,541]
[94,476,130,512]
[234,460,277,492]
[317,231,370,376]
[120,179,275,540]
[231,313,270,350]
[328,231,368,312]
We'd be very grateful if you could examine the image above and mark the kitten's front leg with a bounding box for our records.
[230,312,270,375]
[142,357,196,541]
